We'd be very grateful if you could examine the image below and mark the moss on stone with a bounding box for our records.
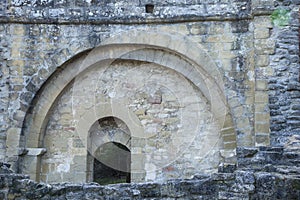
[271,9,290,27]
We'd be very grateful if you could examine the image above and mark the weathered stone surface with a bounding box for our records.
[0,0,251,24]
[0,150,300,200]
[268,1,300,146]
[0,162,13,174]
[0,0,299,198]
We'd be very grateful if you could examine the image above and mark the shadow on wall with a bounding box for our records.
[92,142,131,185]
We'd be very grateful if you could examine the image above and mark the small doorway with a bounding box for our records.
[92,142,131,185]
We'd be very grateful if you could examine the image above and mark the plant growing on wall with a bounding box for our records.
[271,9,290,27]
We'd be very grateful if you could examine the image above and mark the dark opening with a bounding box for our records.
[145,4,154,13]
[93,142,130,185]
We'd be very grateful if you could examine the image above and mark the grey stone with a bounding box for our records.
[0,0,299,199]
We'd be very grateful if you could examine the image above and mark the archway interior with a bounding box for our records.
[87,116,131,184]
[92,142,131,185]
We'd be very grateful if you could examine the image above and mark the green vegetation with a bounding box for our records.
[271,9,290,27]
[94,177,127,185]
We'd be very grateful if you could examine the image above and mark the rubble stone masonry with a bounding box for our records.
[0,0,299,199]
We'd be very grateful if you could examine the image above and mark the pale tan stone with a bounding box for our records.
[255,112,270,122]
[12,25,25,35]
[255,91,269,103]
[256,80,268,91]
[255,123,270,133]
[256,55,269,67]
[254,16,273,28]
[254,28,270,39]
[255,134,270,146]
[254,39,275,54]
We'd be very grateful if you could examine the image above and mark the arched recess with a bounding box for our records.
[88,117,131,155]
[87,117,131,184]
[18,30,237,182]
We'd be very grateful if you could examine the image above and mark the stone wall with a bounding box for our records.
[0,145,300,199]
[0,24,9,161]
[0,0,299,189]
[39,59,221,183]
[268,0,300,145]
[2,0,250,23]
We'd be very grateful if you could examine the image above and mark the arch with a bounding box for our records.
[18,30,237,181]
[87,116,131,158]
[76,101,144,150]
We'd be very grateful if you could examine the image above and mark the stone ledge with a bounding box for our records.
[0,14,255,25]
[0,0,252,25]
[26,148,47,156]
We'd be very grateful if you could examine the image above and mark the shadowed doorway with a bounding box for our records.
[93,142,131,185]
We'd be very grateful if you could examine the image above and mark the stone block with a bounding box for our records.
[46,172,63,183]
[71,155,87,172]
[224,141,237,149]
[220,51,235,59]
[176,24,189,35]
[237,147,258,158]
[6,128,21,156]
[254,28,270,39]
[255,134,270,146]
[11,60,25,68]
[26,148,46,156]
[236,118,250,129]
[131,170,146,182]
[73,138,85,148]
[12,25,25,35]
[220,149,237,160]
[223,134,237,143]
[11,48,21,58]
[190,24,208,35]
[206,35,220,43]
[131,154,145,171]
[256,80,268,91]
[221,127,235,135]
[254,39,275,54]
[254,17,273,28]
[131,138,146,148]
[41,164,49,174]
[255,103,269,113]
[256,55,269,67]
[210,23,226,34]
[255,91,269,103]
[65,172,86,183]
[255,112,270,122]
[255,123,270,133]
[245,94,255,105]
[237,130,255,147]
[221,35,236,43]
[223,43,233,51]
[231,20,249,33]
[9,77,23,86]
